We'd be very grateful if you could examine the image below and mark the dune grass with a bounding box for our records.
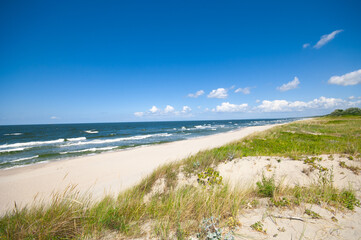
[0,116,360,239]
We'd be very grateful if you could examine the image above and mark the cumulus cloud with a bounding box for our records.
[187,90,205,98]
[235,87,251,94]
[149,106,160,113]
[135,105,192,117]
[328,69,361,86]
[50,116,58,119]
[277,77,300,92]
[134,112,144,117]
[314,30,343,49]
[208,88,228,98]
[181,106,191,113]
[164,105,175,113]
[257,96,346,112]
[214,102,248,113]
[303,43,310,49]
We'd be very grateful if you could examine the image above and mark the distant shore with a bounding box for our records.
[0,123,280,214]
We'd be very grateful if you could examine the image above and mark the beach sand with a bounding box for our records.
[0,124,278,214]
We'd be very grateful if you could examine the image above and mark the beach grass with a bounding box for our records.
[0,116,360,239]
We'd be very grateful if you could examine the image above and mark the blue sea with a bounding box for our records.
[0,118,298,169]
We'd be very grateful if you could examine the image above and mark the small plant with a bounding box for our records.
[193,161,200,168]
[304,157,315,165]
[197,168,223,187]
[271,197,290,207]
[304,209,321,219]
[317,167,334,187]
[339,161,360,175]
[196,216,235,240]
[348,155,354,160]
[256,175,276,198]
[248,199,259,208]
[226,217,241,229]
[339,190,360,210]
[277,159,281,163]
[226,152,236,161]
[250,221,266,234]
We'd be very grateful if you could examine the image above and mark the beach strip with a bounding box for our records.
[0,124,279,214]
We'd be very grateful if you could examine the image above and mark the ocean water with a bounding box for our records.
[0,118,298,169]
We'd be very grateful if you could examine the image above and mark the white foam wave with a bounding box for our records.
[11,155,39,163]
[63,133,172,147]
[0,139,64,149]
[62,146,117,154]
[193,125,217,130]
[67,137,86,141]
[0,147,28,153]
[4,133,23,136]
[84,130,98,134]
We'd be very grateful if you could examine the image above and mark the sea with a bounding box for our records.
[0,118,299,169]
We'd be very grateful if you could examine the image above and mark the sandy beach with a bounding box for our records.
[0,124,278,214]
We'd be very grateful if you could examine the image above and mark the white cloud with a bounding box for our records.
[214,102,248,113]
[134,112,144,117]
[149,106,160,113]
[50,116,58,119]
[314,30,343,49]
[208,88,228,98]
[181,106,191,113]
[328,69,361,86]
[277,77,300,92]
[303,43,310,49]
[256,99,261,103]
[235,87,251,94]
[164,105,175,113]
[257,96,346,112]
[187,90,204,98]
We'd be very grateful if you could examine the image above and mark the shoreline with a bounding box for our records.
[0,123,281,214]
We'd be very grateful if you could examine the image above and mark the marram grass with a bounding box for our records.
[0,116,360,239]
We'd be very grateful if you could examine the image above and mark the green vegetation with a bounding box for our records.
[339,161,360,175]
[250,221,266,234]
[0,116,360,239]
[197,168,223,187]
[329,107,361,116]
[304,209,321,219]
[256,175,276,198]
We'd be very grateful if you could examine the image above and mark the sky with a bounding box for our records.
[0,0,361,125]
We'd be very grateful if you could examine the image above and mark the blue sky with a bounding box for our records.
[0,0,361,124]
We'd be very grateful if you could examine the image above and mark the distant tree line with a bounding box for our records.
[329,107,361,116]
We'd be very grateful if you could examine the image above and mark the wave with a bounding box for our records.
[4,133,23,136]
[66,137,86,142]
[0,139,64,149]
[0,147,29,153]
[60,146,117,154]
[193,125,217,130]
[11,155,39,163]
[84,130,98,134]
[63,133,172,147]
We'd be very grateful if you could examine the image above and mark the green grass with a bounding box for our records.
[0,116,360,239]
